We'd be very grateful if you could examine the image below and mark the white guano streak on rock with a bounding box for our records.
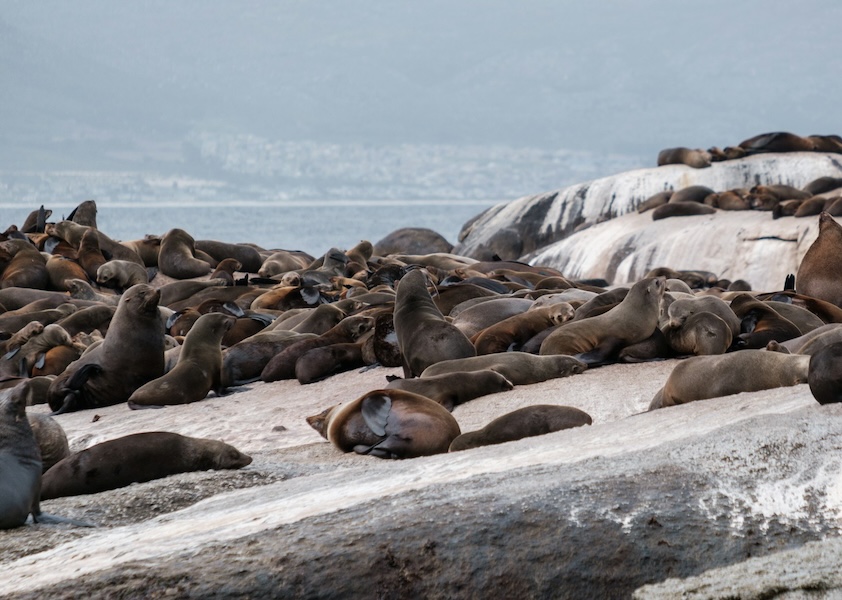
[1,392,818,594]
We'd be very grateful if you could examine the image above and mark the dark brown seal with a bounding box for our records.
[221,330,318,387]
[0,386,42,528]
[40,432,252,499]
[46,283,165,413]
[651,202,716,220]
[294,342,368,385]
[305,389,461,459]
[0,239,49,290]
[393,269,476,377]
[76,228,108,280]
[738,131,815,154]
[796,212,842,307]
[449,404,592,452]
[807,341,842,404]
[158,228,212,279]
[385,369,513,411]
[96,260,149,290]
[27,412,70,472]
[657,147,712,169]
[128,312,234,407]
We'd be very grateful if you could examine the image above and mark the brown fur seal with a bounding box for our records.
[0,239,49,289]
[421,351,586,385]
[294,341,368,384]
[47,221,144,265]
[121,235,162,267]
[796,212,842,307]
[738,131,815,154]
[209,258,242,286]
[372,310,403,368]
[27,412,70,472]
[385,369,513,411]
[540,277,665,364]
[474,302,574,354]
[260,315,374,382]
[451,297,534,339]
[662,311,732,355]
[374,227,454,256]
[704,190,750,211]
[729,294,804,348]
[195,239,264,273]
[449,405,592,452]
[257,250,314,277]
[40,432,252,499]
[46,284,165,413]
[657,147,711,169]
[778,324,842,355]
[67,199,98,227]
[221,330,318,387]
[652,202,716,220]
[637,191,673,213]
[54,304,116,337]
[803,176,842,196]
[807,341,842,404]
[45,255,89,292]
[669,185,716,204]
[393,269,476,377]
[649,350,810,409]
[305,389,461,459]
[665,296,741,338]
[96,260,149,290]
[158,228,212,279]
[76,228,108,280]
[128,312,234,408]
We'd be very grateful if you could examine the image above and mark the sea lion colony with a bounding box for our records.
[1,165,842,528]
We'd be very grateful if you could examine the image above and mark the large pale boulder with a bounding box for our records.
[455,153,842,262]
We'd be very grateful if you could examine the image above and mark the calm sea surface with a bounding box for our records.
[1,200,500,257]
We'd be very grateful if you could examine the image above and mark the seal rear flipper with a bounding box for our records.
[127,401,166,411]
[51,391,80,415]
[65,362,103,390]
[360,393,392,437]
[352,441,399,459]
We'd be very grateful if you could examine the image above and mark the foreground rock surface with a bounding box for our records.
[1,360,840,599]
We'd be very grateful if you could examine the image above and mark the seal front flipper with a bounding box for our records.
[573,336,625,367]
[361,393,392,437]
[29,512,95,528]
[66,362,104,390]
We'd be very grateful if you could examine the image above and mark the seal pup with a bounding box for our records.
[473,302,575,354]
[305,389,461,459]
[96,260,150,290]
[796,212,842,307]
[393,269,476,377]
[46,283,166,413]
[421,352,586,385]
[128,312,234,408]
[449,405,592,452]
[40,432,253,499]
[385,370,513,411]
[649,350,810,409]
[540,277,665,364]
[221,330,319,387]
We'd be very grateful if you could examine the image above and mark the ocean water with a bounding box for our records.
[1,199,501,257]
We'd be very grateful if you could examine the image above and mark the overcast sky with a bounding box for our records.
[2,0,840,168]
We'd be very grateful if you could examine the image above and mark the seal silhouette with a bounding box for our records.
[46,283,165,413]
[449,404,592,452]
[306,389,461,459]
[40,432,253,499]
[393,269,476,377]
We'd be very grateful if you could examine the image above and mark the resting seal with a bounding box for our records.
[421,351,586,385]
[158,228,212,279]
[449,404,592,451]
[385,369,514,411]
[474,302,574,354]
[306,389,461,459]
[40,432,252,499]
[393,269,476,377]
[27,412,70,472]
[657,147,711,169]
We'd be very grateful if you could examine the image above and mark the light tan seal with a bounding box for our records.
[449,405,592,451]
[128,312,234,408]
[649,350,810,409]
[421,351,586,385]
[306,389,461,459]
[657,147,712,169]
[473,302,575,354]
[540,277,665,364]
[96,260,150,290]
[393,269,476,377]
[40,432,252,499]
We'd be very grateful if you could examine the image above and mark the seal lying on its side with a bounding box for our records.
[40,432,252,499]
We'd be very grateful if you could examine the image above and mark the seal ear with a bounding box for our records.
[361,393,392,437]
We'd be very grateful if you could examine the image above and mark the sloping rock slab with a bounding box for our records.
[454,152,842,261]
[527,209,821,290]
[3,389,840,599]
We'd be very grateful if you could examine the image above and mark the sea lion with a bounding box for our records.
[127,312,234,408]
[260,315,374,382]
[0,387,42,528]
[76,228,108,280]
[649,350,810,409]
[637,191,673,213]
[421,351,586,385]
[669,185,716,204]
[96,260,150,290]
[540,277,665,364]
[393,269,476,378]
[651,202,716,220]
[46,284,166,413]
[158,228,212,279]
[796,212,842,307]
[657,147,711,169]
[474,302,575,354]
[27,412,70,472]
[40,432,252,499]
[803,176,842,196]
[385,369,513,411]
[305,389,461,459]
[807,341,842,404]
[449,405,592,452]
